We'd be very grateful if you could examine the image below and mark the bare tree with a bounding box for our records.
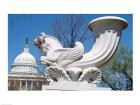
[51,14,92,48]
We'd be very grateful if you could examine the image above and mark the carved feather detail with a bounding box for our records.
[46,66,71,81]
[78,67,101,83]
[55,42,84,67]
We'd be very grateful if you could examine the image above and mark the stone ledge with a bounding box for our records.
[42,81,111,91]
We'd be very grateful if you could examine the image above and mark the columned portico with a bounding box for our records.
[8,76,44,90]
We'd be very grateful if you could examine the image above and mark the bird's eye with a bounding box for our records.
[38,40,41,44]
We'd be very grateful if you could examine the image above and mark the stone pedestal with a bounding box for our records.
[42,81,111,90]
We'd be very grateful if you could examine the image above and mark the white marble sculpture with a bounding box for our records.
[34,16,128,90]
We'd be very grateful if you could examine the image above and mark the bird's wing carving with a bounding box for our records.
[56,42,84,67]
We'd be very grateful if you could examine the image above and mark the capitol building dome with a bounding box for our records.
[13,51,37,67]
[11,39,38,73]
[8,38,44,90]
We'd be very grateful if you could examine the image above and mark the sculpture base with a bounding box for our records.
[42,81,111,91]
